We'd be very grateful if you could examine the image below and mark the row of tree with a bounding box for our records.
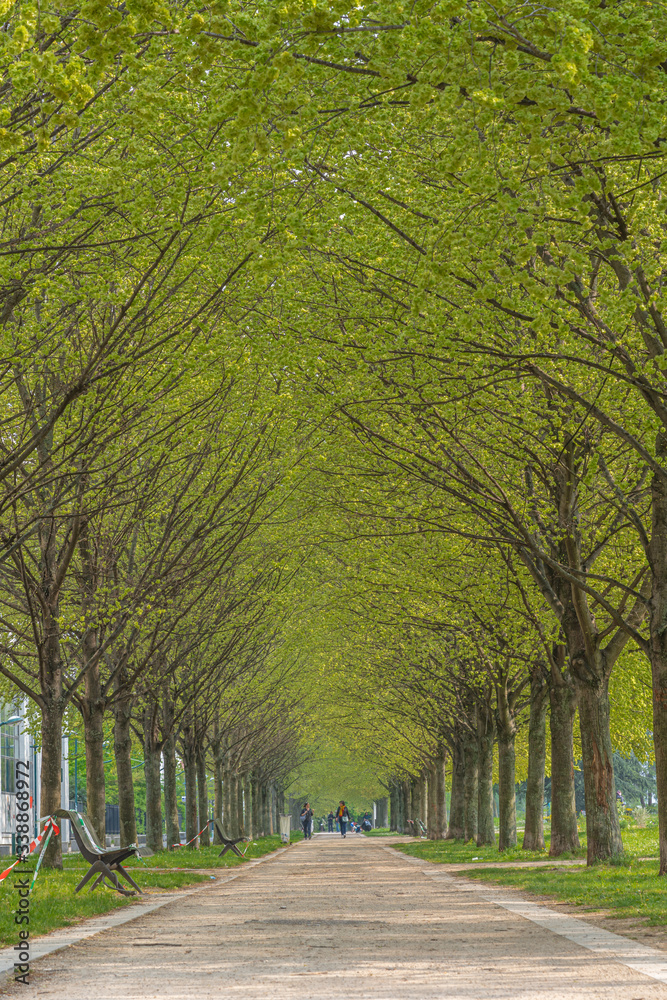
[2,1,667,870]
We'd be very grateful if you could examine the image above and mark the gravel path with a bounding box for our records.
[4,833,667,999]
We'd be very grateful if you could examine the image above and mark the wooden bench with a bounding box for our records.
[55,809,153,896]
[213,818,250,858]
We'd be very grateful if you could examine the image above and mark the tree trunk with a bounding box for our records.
[196,745,210,847]
[262,782,271,836]
[113,683,136,848]
[162,694,179,850]
[238,775,246,836]
[463,731,479,843]
[402,779,411,834]
[389,782,398,831]
[411,775,422,831]
[549,676,580,855]
[523,667,548,851]
[446,740,465,839]
[428,747,447,839]
[40,702,64,868]
[648,454,667,874]
[252,776,261,837]
[477,704,496,847]
[498,728,517,851]
[81,659,106,845]
[183,729,198,848]
[213,753,223,841]
[419,773,428,826]
[395,780,405,833]
[427,763,437,839]
[229,773,240,838]
[578,678,623,862]
[244,775,252,836]
[144,702,163,853]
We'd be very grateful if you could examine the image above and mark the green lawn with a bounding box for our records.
[395,834,584,863]
[394,827,658,864]
[0,833,288,947]
[394,827,667,926]
[465,861,667,926]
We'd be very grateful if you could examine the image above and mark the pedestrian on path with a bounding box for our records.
[300,802,313,840]
[327,810,334,832]
[336,800,350,837]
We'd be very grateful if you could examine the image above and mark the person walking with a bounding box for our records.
[336,801,350,837]
[300,802,313,840]
[327,810,334,833]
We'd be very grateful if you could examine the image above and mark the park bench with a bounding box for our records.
[213,818,250,859]
[55,809,153,897]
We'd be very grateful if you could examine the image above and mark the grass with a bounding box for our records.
[0,833,288,947]
[394,826,667,927]
[465,860,667,927]
[395,827,658,865]
[395,833,585,863]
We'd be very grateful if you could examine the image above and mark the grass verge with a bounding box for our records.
[0,833,287,947]
[393,827,658,865]
[393,828,666,927]
[464,860,667,927]
[394,835,584,863]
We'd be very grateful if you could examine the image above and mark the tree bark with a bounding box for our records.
[183,728,198,848]
[238,774,246,836]
[113,683,136,848]
[389,782,398,831]
[163,732,179,850]
[477,703,496,847]
[244,775,252,836]
[196,744,210,847]
[578,677,623,862]
[446,740,465,839]
[262,782,271,836]
[523,666,548,851]
[402,779,411,834]
[162,694,179,850]
[411,775,422,831]
[40,702,64,868]
[252,775,261,837]
[81,659,106,845]
[648,447,667,873]
[229,772,239,838]
[497,727,517,851]
[144,702,163,852]
[463,730,479,843]
[213,752,223,841]
[428,747,447,839]
[549,674,580,855]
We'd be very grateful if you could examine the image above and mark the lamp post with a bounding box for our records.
[0,716,21,727]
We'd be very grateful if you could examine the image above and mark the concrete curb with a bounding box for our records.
[385,844,667,987]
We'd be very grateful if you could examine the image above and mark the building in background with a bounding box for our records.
[0,703,69,856]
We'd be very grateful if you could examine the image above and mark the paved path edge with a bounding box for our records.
[0,844,292,977]
[386,846,667,987]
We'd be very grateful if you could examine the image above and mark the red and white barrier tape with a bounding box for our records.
[0,816,60,887]
[172,818,213,849]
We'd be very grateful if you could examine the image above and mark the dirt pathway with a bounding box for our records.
[4,833,667,999]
